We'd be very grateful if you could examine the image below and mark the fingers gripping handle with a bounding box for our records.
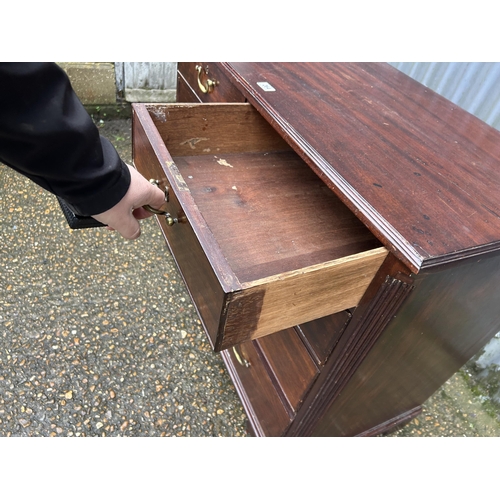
[57,180,172,230]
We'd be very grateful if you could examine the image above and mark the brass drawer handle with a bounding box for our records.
[196,64,218,94]
[143,205,177,226]
[143,179,177,226]
[233,346,250,368]
[148,179,169,202]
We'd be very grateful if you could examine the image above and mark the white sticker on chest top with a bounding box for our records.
[257,82,276,92]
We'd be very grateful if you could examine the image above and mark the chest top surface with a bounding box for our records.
[219,62,500,273]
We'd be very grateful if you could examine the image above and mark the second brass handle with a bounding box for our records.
[196,64,218,94]
[233,346,250,368]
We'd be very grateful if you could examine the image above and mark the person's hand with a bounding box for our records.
[92,164,165,240]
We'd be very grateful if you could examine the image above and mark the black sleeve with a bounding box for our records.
[0,62,130,216]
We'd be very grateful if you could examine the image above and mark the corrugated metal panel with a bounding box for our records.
[389,62,500,131]
[115,62,177,102]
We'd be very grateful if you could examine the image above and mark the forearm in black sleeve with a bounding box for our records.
[0,62,130,215]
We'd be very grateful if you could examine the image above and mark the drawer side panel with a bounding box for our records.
[132,106,228,348]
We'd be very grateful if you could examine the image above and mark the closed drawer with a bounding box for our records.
[222,340,291,437]
[256,327,319,412]
[177,62,246,103]
[132,102,388,352]
[296,310,353,366]
[176,71,202,103]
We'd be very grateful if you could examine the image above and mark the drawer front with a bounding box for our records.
[296,311,353,366]
[176,71,202,103]
[132,102,388,352]
[222,340,291,437]
[256,328,319,412]
[177,62,246,103]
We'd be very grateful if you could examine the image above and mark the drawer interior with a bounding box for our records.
[146,103,383,285]
[175,151,382,283]
[134,103,388,349]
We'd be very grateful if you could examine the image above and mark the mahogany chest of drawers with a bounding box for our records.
[132,62,500,436]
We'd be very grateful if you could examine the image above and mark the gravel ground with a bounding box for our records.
[1,116,500,437]
[0,118,247,437]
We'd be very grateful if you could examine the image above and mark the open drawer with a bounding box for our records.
[132,103,388,351]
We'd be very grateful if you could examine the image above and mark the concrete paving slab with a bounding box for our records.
[58,62,117,105]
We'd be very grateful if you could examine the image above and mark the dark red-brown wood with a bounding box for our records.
[222,341,291,436]
[176,71,202,103]
[175,151,380,283]
[256,327,319,413]
[132,104,228,349]
[221,62,500,273]
[132,101,385,351]
[141,62,500,437]
[177,62,246,103]
[312,251,500,436]
[295,311,352,366]
[287,253,416,436]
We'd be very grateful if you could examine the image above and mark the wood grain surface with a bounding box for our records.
[170,62,500,436]
[221,62,500,272]
[177,62,246,103]
[133,102,386,351]
[256,327,319,412]
[312,251,500,436]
